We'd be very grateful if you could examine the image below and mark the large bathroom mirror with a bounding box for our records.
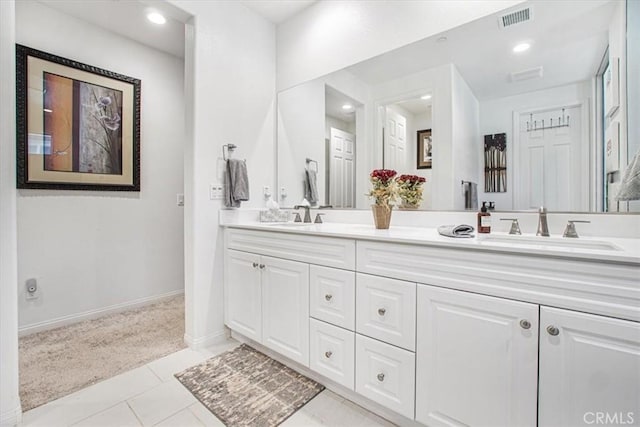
[277,0,637,213]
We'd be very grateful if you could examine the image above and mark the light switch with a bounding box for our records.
[210,184,223,200]
[177,193,184,206]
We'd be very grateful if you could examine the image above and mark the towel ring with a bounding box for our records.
[223,144,237,161]
[306,158,318,172]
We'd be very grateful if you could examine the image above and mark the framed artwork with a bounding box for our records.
[605,121,620,173]
[417,129,432,169]
[604,57,619,118]
[484,133,507,192]
[16,44,141,191]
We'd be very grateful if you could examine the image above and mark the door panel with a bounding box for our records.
[262,256,310,366]
[416,285,538,427]
[224,250,262,342]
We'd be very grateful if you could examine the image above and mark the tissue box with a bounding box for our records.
[259,210,291,223]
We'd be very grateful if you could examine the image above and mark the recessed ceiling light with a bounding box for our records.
[420,94,432,100]
[513,42,531,53]
[342,103,353,110]
[147,11,166,25]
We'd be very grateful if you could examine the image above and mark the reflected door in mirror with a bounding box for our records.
[384,108,407,171]
[329,128,355,208]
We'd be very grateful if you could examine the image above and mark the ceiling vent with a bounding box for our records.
[510,66,543,82]
[499,7,533,28]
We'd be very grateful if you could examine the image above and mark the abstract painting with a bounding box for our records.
[16,45,140,191]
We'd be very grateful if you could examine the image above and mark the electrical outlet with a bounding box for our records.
[26,278,39,300]
[209,183,223,200]
[177,193,184,206]
[263,186,271,199]
[280,187,287,200]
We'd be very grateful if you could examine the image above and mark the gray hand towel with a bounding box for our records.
[438,224,475,238]
[616,148,640,201]
[224,159,249,208]
[304,169,319,204]
[464,182,478,210]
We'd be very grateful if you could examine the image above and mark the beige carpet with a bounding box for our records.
[20,294,186,411]
[176,344,324,426]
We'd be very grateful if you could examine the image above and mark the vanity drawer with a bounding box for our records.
[226,228,355,270]
[356,273,416,351]
[310,266,355,330]
[355,334,415,419]
[309,318,355,390]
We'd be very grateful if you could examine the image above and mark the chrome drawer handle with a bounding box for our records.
[325,294,333,301]
[378,308,386,316]
[252,262,259,268]
[324,351,332,359]
[547,325,560,336]
[520,319,531,330]
[259,264,265,270]
[377,373,385,382]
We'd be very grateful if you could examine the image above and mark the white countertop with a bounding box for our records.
[223,221,640,265]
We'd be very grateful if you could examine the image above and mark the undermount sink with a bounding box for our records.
[480,234,622,251]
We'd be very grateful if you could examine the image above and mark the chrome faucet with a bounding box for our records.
[536,207,550,237]
[293,205,312,223]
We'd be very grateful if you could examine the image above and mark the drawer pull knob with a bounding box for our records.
[325,294,333,301]
[520,319,531,330]
[377,373,385,382]
[547,325,560,336]
[252,262,259,268]
[324,351,332,358]
[378,308,386,316]
[259,264,265,270]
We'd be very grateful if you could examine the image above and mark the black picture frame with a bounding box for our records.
[417,128,432,169]
[16,44,141,191]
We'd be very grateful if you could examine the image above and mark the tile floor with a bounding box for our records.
[20,339,394,427]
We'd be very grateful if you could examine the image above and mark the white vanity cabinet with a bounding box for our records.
[415,284,539,427]
[538,307,640,427]
[224,226,639,427]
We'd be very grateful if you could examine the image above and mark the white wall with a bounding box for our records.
[451,66,480,211]
[479,80,592,210]
[276,0,525,91]
[627,0,640,212]
[0,0,21,424]
[170,0,276,348]
[277,80,324,206]
[15,1,185,332]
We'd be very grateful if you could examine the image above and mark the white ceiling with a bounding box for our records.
[325,86,359,123]
[346,0,615,101]
[38,0,186,58]
[241,0,317,25]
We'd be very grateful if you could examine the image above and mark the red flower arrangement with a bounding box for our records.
[367,169,397,208]
[396,174,426,208]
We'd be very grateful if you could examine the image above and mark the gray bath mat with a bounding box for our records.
[175,344,324,426]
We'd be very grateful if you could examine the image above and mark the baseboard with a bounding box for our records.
[184,329,228,350]
[19,290,184,337]
[0,404,22,427]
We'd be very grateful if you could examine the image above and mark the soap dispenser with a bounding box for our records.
[477,202,491,234]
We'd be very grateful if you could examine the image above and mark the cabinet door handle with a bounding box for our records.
[325,294,333,301]
[324,351,332,359]
[519,319,531,330]
[547,325,560,336]
[377,373,385,382]
[377,308,386,316]
[252,262,259,268]
[259,264,265,270]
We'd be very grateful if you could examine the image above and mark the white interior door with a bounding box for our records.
[384,108,406,171]
[517,105,586,210]
[329,127,355,208]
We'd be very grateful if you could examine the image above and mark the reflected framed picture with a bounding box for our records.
[16,44,141,191]
[417,128,432,169]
